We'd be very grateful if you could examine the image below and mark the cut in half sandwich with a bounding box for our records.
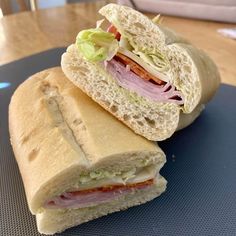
[61,3,220,141]
[9,68,167,235]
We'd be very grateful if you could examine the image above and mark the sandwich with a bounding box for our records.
[61,3,220,141]
[9,68,167,235]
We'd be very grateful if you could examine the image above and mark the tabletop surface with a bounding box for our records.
[0,0,236,85]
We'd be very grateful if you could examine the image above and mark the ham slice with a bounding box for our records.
[106,57,184,105]
[45,179,153,209]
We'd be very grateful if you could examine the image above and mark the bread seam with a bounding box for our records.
[41,82,90,163]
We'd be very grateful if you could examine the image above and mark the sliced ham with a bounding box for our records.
[106,24,183,104]
[45,179,153,209]
[106,58,184,105]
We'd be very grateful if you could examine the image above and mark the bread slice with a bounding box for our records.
[61,4,220,141]
[9,68,166,234]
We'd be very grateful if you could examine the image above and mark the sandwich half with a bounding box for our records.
[9,68,167,235]
[61,3,220,141]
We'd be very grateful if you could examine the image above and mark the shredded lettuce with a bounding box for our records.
[152,14,163,25]
[79,168,136,184]
[134,51,170,73]
[76,23,169,75]
[76,28,119,62]
[121,168,136,181]
[78,160,152,184]
[96,19,105,28]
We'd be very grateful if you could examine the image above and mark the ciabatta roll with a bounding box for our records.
[9,68,166,235]
[61,3,220,141]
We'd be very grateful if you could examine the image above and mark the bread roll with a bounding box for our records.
[9,68,166,234]
[61,3,220,141]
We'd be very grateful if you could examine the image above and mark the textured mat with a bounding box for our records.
[0,48,236,236]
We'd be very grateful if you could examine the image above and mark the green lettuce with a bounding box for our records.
[76,28,119,62]
[134,51,170,73]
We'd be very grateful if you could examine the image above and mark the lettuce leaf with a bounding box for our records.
[134,51,170,73]
[76,28,119,62]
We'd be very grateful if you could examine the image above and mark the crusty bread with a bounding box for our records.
[177,104,205,131]
[61,4,220,141]
[37,177,166,235]
[9,68,166,224]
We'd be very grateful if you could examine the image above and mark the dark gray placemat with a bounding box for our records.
[0,48,236,236]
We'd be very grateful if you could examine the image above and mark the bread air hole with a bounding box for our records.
[123,114,130,121]
[95,92,101,97]
[183,65,191,73]
[100,80,108,85]
[69,66,80,72]
[133,115,140,119]
[144,117,156,128]
[134,22,146,30]
[101,100,110,107]
[128,31,137,37]
[74,66,89,73]
[111,105,118,113]
[137,121,144,126]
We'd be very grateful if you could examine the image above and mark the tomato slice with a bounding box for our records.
[68,179,154,196]
[114,53,165,85]
[107,24,121,41]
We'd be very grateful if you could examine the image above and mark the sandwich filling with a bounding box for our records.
[106,53,183,105]
[45,165,157,209]
[46,179,153,209]
[76,23,184,105]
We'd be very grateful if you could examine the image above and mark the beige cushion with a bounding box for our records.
[118,0,236,23]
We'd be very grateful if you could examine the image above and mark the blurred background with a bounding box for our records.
[0,0,110,17]
[0,0,235,85]
[1,0,236,23]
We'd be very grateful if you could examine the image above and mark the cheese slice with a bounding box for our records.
[45,166,157,209]
[69,165,157,192]
[118,47,169,82]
